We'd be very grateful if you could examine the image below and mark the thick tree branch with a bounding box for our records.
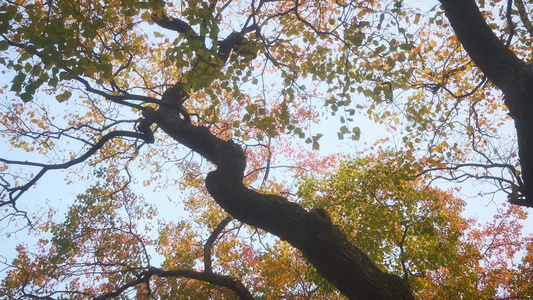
[204,216,232,273]
[152,6,260,66]
[217,23,259,64]
[440,0,533,206]
[94,267,253,300]
[153,110,414,299]
[75,77,160,109]
[438,0,529,93]
[150,267,254,300]
[151,14,204,44]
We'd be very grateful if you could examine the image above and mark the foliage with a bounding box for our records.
[299,153,531,298]
[0,0,532,299]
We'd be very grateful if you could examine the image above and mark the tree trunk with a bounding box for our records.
[440,0,533,207]
[152,106,414,299]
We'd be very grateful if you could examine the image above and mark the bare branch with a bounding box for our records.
[515,0,533,37]
[151,14,205,45]
[419,162,522,185]
[505,0,515,46]
[74,77,160,109]
[204,216,233,273]
[419,162,527,204]
[95,266,254,300]
[1,130,146,204]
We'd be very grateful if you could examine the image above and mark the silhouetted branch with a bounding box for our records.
[95,266,254,300]
[0,131,146,204]
[515,0,533,37]
[204,216,233,273]
[419,162,527,204]
[74,77,160,109]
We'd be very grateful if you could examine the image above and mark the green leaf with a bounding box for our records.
[48,76,59,87]
[11,72,26,93]
[352,127,361,140]
[0,40,8,51]
[20,92,33,102]
[340,125,350,134]
[55,90,72,102]
[350,32,365,46]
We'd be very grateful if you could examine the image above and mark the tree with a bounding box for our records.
[0,0,531,299]
[299,153,530,298]
[439,0,533,206]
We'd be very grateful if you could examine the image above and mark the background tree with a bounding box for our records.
[300,153,530,298]
[0,0,532,299]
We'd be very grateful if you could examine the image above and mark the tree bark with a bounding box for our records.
[440,0,533,207]
[152,106,414,299]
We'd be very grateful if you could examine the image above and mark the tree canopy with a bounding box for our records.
[0,0,532,299]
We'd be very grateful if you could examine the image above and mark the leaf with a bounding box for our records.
[11,72,26,92]
[352,127,361,140]
[0,1,530,298]
[350,32,365,46]
[20,92,33,102]
[0,40,8,50]
[55,90,72,102]
[340,126,350,134]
